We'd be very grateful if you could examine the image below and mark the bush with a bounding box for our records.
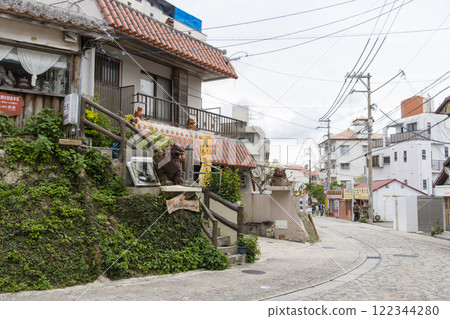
[206,167,243,203]
[236,234,261,263]
[21,108,63,141]
[0,115,17,135]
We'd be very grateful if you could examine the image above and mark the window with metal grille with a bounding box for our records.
[95,53,121,86]
[383,156,390,164]
[403,150,407,162]
[394,151,397,161]
[422,150,426,160]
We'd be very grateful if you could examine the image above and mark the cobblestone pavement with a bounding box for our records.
[299,217,450,301]
[2,216,449,301]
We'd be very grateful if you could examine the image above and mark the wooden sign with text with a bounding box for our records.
[166,194,200,214]
[0,92,24,117]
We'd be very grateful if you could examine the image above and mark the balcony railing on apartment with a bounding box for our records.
[134,93,246,137]
[432,160,445,172]
[389,130,430,144]
[373,130,431,148]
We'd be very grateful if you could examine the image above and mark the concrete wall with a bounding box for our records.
[0,19,79,52]
[417,196,444,233]
[243,188,310,242]
[210,198,238,244]
[394,196,418,232]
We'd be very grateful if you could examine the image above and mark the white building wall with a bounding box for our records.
[331,140,367,186]
[374,181,425,221]
[0,19,79,52]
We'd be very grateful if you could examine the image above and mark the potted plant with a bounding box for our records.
[236,234,261,263]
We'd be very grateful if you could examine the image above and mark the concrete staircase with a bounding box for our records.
[208,230,246,264]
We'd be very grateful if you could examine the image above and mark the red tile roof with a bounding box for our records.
[94,0,238,79]
[285,165,319,176]
[135,119,256,169]
[355,179,426,195]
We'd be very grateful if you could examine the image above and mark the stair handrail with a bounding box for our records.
[80,96,154,163]
[197,196,218,247]
[202,188,244,236]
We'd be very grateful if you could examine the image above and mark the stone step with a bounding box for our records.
[228,254,246,265]
[217,235,230,247]
[218,245,238,256]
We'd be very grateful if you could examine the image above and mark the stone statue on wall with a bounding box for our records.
[270,167,288,186]
[156,143,185,185]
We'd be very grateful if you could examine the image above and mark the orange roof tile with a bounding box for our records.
[94,0,238,79]
[135,119,256,169]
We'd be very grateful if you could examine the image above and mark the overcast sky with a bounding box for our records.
[168,0,450,166]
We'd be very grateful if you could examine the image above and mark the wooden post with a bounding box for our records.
[237,206,244,235]
[79,98,85,137]
[35,95,43,115]
[119,121,126,164]
[212,219,218,247]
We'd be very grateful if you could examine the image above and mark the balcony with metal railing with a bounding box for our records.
[134,93,246,138]
[389,130,430,144]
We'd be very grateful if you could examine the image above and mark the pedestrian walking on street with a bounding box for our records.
[312,205,316,216]
[353,202,360,222]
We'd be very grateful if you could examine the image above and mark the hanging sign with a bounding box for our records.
[326,190,342,199]
[354,188,369,200]
[0,92,24,116]
[343,190,353,200]
[166,194,200,214]
[200,136,212,186]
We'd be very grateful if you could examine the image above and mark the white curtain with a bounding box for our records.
[17,48,60,86]
[0,44,13,61]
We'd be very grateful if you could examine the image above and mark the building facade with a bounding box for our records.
[319,118,381,188]
[371,96,450,196]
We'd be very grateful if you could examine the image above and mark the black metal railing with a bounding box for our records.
[134,93,246,137]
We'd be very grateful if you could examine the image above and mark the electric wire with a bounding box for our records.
[202,0,357,31]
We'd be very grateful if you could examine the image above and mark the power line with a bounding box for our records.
[244,0,413,57]
[203,0,357,31]
[218,0,401,49]
[209,27,450,41]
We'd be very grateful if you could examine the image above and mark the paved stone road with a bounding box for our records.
[298,217,450,301]
[2,216,449,301]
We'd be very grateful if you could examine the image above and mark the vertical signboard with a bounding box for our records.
[63,93,79,125]
[200,136,211,186]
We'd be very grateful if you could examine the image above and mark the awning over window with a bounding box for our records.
[135,119,256,169]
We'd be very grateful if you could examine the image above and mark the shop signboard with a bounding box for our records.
[0,92,24,116]
[354,188,369,200]
[327,190,342,199]
[343,190,353,200]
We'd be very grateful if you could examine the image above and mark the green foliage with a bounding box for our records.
[432,218,443,236]
[21,108,63,141]
[330,181,345,190]
[3,135,54,167]
[206,167,243,203]
[305,183,326,204]
[0,115,17,135]
[236,234,261,263]
[0,107,229,292]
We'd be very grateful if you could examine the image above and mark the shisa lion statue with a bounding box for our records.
[156,143,185,185]
[270,167,288,186]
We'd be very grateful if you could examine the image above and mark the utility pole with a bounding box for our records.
[308,146,312,184]
[326,119,331,190]
[348,73,373,221]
